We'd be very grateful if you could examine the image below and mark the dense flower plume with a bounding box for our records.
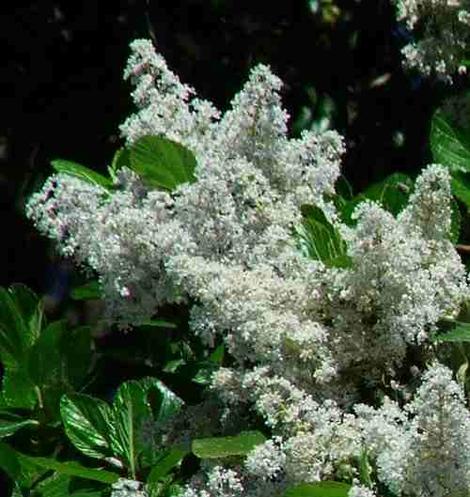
[394,0,470,81]
[27,39,470,497]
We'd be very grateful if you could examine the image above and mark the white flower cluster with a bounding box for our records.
[395,0,470,81]
[196,363,470,497]
[181,466,245,497]
[26,39,470,497]
[111,479,149,497]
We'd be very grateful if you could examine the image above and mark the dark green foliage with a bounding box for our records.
[283,481,351,497]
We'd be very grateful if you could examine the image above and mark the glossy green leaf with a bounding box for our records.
[110,377,184,475]
[60,394,113,460]
[434,320,470,342]
[430,109,470,172]
[129,135,197,190]
[28,457,118,484]
[32,472,71,497]
[295,205,351,268]
[283,481,351,497]
[16,454,48,490]
[0,444,48,489]
[70,281,101,301]
[192,431,266,459]
[51,160,113,190]
[0,417,38,439]
[147,445,188,485]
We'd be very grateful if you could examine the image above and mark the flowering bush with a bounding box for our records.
[6,5,470,496]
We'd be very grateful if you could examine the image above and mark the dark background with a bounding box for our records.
[0,0,444,294]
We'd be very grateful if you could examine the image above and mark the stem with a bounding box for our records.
[456,244,470,253]
[35,386,44,410]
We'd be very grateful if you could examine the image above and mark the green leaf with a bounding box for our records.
[295,205,351,268]
[283,481,351,497]
[434,320,470,342]
[28,458,119,484]
[147,446,188,485]
[430,110,470,173]
[8,284,43,348]
[51,160,113,190]
[25,322,92,417]
[451,172,470,210]
[192,431,266,459]
[334,176,353,203]
[0,286,44,409]
[358,449,373,488]
[0,417,38,439]
[0,286,41,368]
[110,377,184,476]
[340,173,413,224]
[110,148,130,179]
[139,319,177,329]
[128,135,197,190]
[208,344,225,365]
[58,326,93,388]
[163,359,186,374]
[70,282,101,301]
[60,394,113,460]
[192,344,225,385]
[0,286,47,409]
[361,173,413,216]
[0,442,21,480]
[30,473,71,497]
[2,369,37,410]
[28,321,66,387]
[11,483,23,497]
[0,443,48,489]
[33,472,105,497]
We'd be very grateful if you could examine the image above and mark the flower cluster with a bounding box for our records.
[111,479,149,497]
[27,39,470,497]
[394,0,470,81]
